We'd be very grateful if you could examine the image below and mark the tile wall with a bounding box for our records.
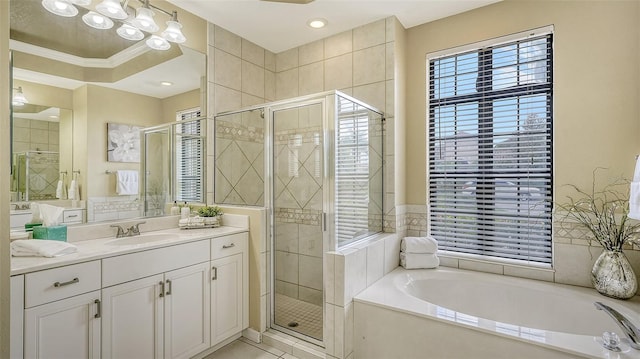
[12,118,59,153]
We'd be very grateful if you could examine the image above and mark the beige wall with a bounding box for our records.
[162,89,201,123]
[406,0,640,204]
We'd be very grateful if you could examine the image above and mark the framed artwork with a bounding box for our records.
[107,123,142,162]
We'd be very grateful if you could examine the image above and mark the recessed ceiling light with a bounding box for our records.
[307,18,327,29]
[160,81,173,86]
[49,115,59,119]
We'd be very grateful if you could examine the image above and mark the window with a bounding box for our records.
[175,108,204,203]
[427,29,553,265]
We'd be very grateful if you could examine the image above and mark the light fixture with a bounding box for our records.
[160,81,173,86]
[82,11,115,29]
[41,0,187,51]
[12,87,28,107]
[161,11,186,43]
[146,35,170,51]
[117,23,144,41]
[132,0,159,33]
[96,0,129,20]
[41,0,78,17]
[307,18,327,29]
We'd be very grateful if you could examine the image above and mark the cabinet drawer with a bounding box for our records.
[63,209,84,223]
[25,261,101,308]
[102,239,210,287]
[211,232,248,260]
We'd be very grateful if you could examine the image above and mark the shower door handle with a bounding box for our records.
[322,212,327,232]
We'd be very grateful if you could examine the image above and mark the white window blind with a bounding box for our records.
[176,109,204,203]
[428,32,553,265]
[335,97,371,246]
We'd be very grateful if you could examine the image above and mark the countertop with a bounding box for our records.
[11,226,248,276]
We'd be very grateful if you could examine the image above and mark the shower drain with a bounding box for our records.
[288,322,299,328]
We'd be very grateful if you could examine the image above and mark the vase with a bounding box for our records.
[591,250,638,299]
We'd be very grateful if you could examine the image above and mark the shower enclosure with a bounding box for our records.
[214,91,384,345]
[12,151,60,201]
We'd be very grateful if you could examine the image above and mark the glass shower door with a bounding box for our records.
[272,102,324,343]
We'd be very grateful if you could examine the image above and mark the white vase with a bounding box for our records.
[591,250,638,300]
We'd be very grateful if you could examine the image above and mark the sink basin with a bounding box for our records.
[106,233,177,246]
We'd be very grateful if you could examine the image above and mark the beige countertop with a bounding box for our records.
[11,226,248,276]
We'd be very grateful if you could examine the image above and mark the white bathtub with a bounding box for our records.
[353,267,640,359]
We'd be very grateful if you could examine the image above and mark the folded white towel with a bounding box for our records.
[400,252,439,269]
[11,239,78,258]
[401,236,438,254]
[116,170,139,195]
[68,180,79,200]
[629,182,640,220]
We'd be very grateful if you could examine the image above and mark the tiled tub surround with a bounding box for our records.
[354,267,640,359]
[324,233,402,359]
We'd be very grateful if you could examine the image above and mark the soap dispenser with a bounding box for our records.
[170,201,180,215]
[180,202,190,219]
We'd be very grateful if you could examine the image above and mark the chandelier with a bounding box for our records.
[40,0,187,51]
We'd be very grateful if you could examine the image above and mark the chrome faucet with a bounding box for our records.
[595,301,640,350]
[128,221,146,236]
[110,224,127,238]
[110,221,146,238]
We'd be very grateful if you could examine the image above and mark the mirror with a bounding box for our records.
[9,0,207,223]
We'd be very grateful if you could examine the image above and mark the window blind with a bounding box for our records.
[176,109,204,203]
[335,96,372,246]
[428,33,553,265]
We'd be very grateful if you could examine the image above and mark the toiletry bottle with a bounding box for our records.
[181,202,190,219]
[171,201,180,215]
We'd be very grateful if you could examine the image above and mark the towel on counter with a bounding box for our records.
[401,236,438,254]
[116,170,139,195]
[400,252,439,269]
[11,239,78,258]
[68,179,79,200]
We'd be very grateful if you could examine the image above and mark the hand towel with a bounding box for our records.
[400,252,439,269]
[401,236,438,254]
[630,182,640,220]
[116,170,139,195]
[11,239,77,258]
[68,179,79,200]
[55,180,64,199]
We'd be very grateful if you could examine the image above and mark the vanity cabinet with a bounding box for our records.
[11,230,249,359]
[24,291,101,359]
[101,240,211,359]
[210,232,249,346]
[21,261,102,359]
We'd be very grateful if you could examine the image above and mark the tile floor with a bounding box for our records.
[204,337,300,359]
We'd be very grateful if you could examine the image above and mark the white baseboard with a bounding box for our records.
[242,327,262,343]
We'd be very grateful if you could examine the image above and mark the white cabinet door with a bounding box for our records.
[102,274,164,359]
[211,253,243,346]
[24,290,101,359]
[163,262,211,359]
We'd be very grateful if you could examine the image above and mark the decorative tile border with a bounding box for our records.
[274,207,322,226]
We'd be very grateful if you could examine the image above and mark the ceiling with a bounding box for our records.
[168,0,502,53]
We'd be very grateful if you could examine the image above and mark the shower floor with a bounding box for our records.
[274,293,323,340]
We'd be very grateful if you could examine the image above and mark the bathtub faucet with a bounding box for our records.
[594,301,640,350]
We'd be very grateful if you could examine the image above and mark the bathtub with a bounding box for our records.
[353,267,640,359]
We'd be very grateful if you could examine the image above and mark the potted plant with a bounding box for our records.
[556,169,640,299]
[197,205,223,227]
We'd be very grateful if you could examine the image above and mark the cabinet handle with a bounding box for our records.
[94,299,101,319]
[222,243,235,249]
[165,279,172,296]
[53,277,79,287]
[67,214,78,218]
[159,281,165,298]
[212,266,217,281]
